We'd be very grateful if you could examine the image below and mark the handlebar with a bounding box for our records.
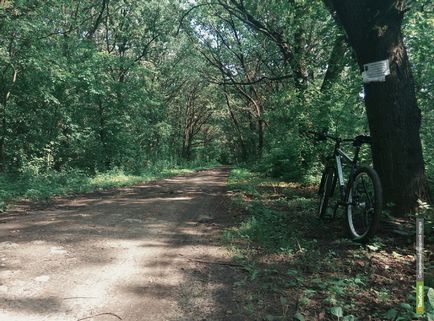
[305,130,371,147]
[307,130,336,142]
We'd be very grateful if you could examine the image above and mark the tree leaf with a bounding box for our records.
[294,312,305,321]
[384,308,398,320]
[265,315,283,321]
[428,287,434,308]
[398,303,412,311]
[330,307,343,318]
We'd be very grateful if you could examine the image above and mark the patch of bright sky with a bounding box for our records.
[180,0,198,10]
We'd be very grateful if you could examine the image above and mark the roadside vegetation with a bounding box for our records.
[224,168,434,321]
[0,161,216,212]
[0,0,433,319]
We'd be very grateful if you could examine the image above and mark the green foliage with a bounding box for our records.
[1,0,432,198]
[226,167,431,320]
[330,307,343,319]
[228,168,317,254]
[404,4,434,197]
[0,0,223,180]
[237,204,293,248]
[0,162,214,211]
[0,1,432,319]
[260,138,306,181]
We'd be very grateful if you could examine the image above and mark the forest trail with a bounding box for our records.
[0,167,243,321]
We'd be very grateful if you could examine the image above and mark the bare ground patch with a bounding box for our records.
[0,167,247,321]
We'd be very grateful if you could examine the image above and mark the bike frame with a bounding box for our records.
[310,130,381,241]
[331,140,362,205]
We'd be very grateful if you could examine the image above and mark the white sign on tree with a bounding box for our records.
[362,59,390,83]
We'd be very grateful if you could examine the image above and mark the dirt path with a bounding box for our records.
[0,167,243,321]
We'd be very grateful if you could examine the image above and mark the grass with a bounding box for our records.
[0,162,217,211]
[224,167,434,321]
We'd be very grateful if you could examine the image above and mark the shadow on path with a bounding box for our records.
[0,167,245,321]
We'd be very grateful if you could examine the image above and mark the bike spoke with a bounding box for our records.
[360,176,373,205]
[349,172,377,239]
[310,131,382,242]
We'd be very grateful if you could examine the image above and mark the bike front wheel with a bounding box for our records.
[345,166,382,242]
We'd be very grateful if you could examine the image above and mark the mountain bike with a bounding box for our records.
[308,131,383,242]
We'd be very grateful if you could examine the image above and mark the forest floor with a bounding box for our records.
[0,167,245,321]
[224,169,433,321]
[0,167,432,321]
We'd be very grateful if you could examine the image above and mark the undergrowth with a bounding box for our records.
[225,167,434,321]
[0,162,218,211]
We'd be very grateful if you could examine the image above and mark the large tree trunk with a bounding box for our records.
[329,0,430,215]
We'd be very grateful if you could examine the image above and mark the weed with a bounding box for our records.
[226,167,421,320]
[0,163,213,211]
[375,288,391,304]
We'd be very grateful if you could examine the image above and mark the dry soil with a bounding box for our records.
[0,167,244,321]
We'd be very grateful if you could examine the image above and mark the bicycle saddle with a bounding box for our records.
[353,135,371,147]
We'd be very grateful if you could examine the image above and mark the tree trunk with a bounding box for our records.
[320,34,347,93]
[319,34,348,130]
[0,97,6,173]
[0,67,17,173]
[257,118,264,158]
[224,91,248,160]
[181,133,192,160]
[329,0,430,215]
[97,99,110,170]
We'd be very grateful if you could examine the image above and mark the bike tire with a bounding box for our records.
[318,165,335,219]
[345,166,382,242]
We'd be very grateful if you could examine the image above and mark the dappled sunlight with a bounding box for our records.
[226,167,428,320]
[0,168,236,321]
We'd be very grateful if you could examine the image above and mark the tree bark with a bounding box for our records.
[0,97,6,172]
[320,34,347,93]
[318,34,348,130]
[329,0,430,215]
[224,90,248,161]
[0,66,17,172]
[97,98,111,170]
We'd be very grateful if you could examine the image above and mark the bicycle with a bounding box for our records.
[307,131,383,242]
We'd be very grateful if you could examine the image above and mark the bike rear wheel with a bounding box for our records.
[318,165,335,219]
[345,166,382,242]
